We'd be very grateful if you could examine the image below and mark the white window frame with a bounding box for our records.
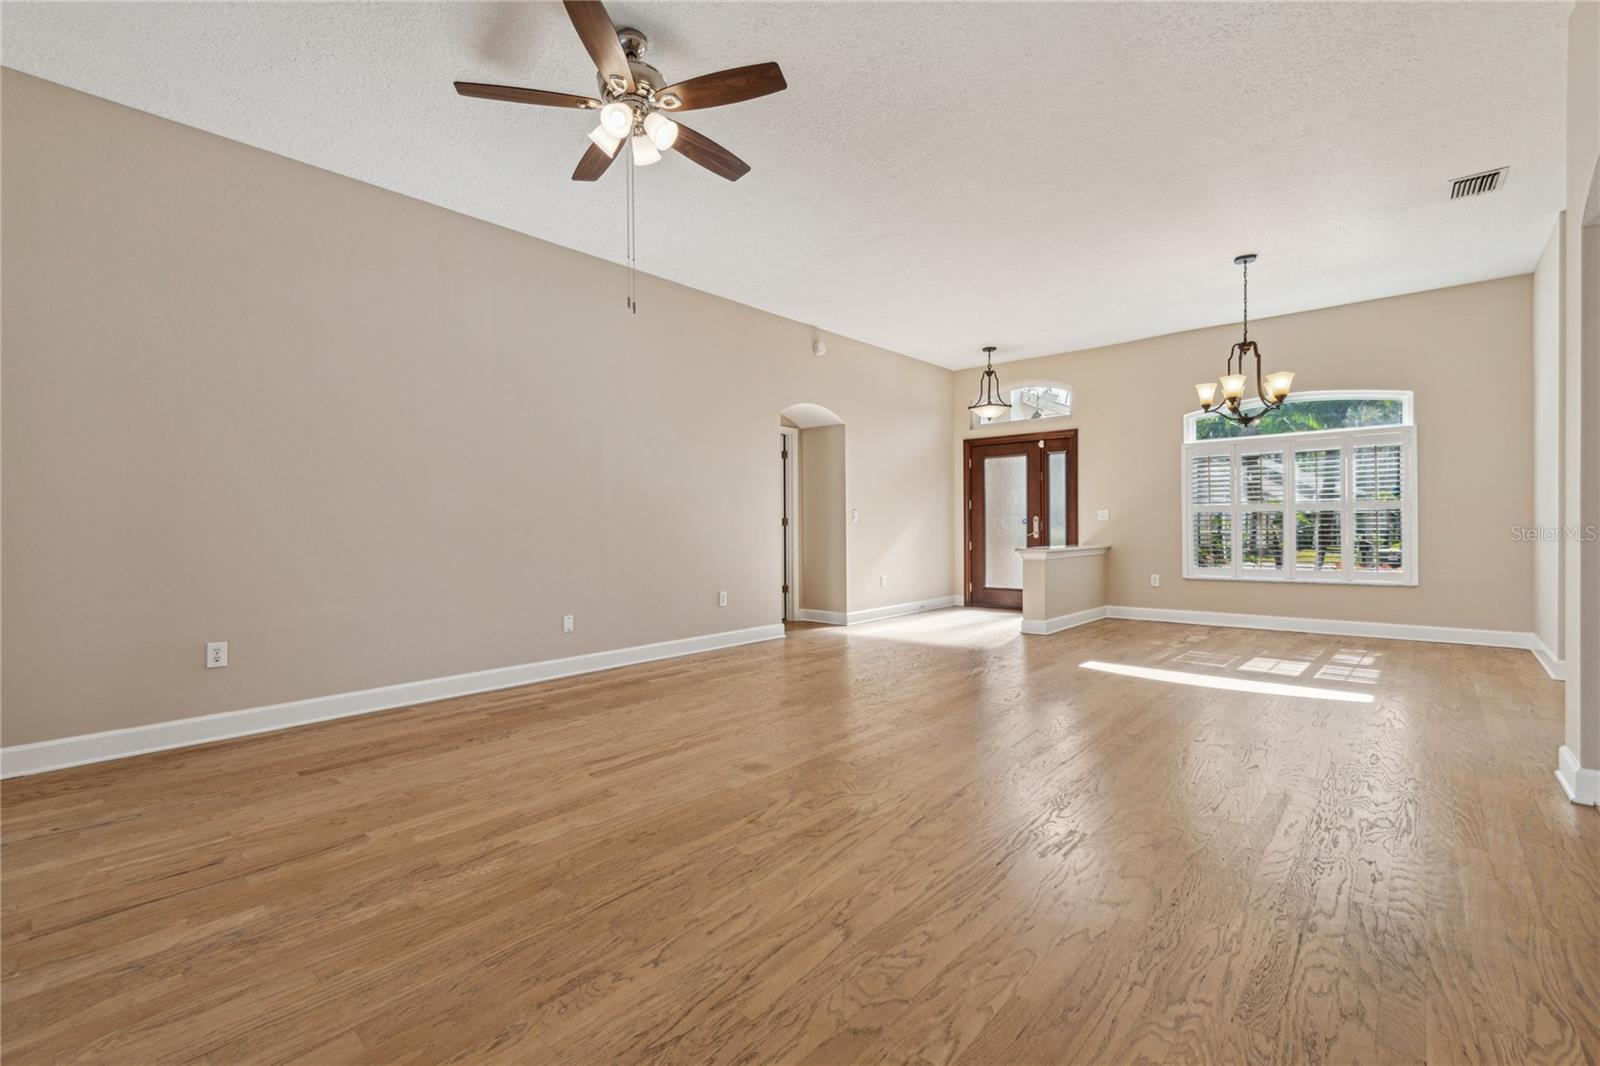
[1180,391,1418,586]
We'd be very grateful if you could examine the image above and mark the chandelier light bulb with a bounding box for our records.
[1195,382,1219,408]
[587,124,623,158]
[1266,370,1296,401]
[631,133,662,166]
[1220,374,1247,401]
[599,101,634,139]
[643,112,679,151]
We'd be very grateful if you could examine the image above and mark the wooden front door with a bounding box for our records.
[964,430,1078,609]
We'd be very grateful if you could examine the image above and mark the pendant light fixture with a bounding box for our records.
[969,346,1011,420]
[1195,254,1295,427]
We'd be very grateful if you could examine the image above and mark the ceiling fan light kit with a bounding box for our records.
[630,133,661,167]
[454,1,786,315]
[587,124,623,158]
[453,1,786,186]
[643,112,679,152]
[598,100,634,139]
[1194,254,1297,428]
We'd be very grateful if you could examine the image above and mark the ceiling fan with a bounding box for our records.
[454,0,786,182]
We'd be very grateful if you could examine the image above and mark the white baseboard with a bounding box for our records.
[1104,605,1535,651]
[0,624,786,779]
[1531,637,1566,681]
[1557,745,1600,805]
[1021,605,1109,636]
[796,608,847,625]
[847,595,962,625]
[797,596,962,627]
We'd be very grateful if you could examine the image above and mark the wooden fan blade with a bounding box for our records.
[573,139,622,181]
[454,82,600,111]
[563,0,634,93]
[655,63,785,112]
[671,123,751,181]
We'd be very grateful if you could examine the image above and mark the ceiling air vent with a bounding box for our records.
[1450,167,1508,200]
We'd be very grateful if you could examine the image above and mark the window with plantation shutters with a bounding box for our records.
[1181,392,1416,585]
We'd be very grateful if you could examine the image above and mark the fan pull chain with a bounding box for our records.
[625,144,638,314]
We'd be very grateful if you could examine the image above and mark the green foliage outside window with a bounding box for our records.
[1193,398,1405,440]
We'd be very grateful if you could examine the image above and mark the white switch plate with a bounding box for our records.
[852,509,860,523]
[562,614,574,633]
[1150,574,1161,587]
[879,574,887,587]
[1097,509,1110,521]
[718,591,728,607]
[206,641,228,669]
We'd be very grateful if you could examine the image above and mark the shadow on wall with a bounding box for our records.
[781,403,847,623]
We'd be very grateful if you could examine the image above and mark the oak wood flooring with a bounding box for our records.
[2,612,1596,1064]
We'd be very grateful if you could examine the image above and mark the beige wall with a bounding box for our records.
[1021,553,1106,624]
[950,277,1536,632]
[0,71,955,746]
[1533,222,1564,661]
[1581,222,1600,766]
[798,425,847,615]
[1565,2,1600,769]
[0,67,1562,754]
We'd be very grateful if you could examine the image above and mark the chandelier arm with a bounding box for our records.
[1252,343,1269,409]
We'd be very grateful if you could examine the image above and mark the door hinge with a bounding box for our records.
[781,516,788,526]
[968,540,973,551]
[968,581,973,593]
[782,448,788,459]
[782,583,789,594]
[968,499,973,510]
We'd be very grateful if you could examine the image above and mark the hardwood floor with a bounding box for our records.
[2,611,1596,1064]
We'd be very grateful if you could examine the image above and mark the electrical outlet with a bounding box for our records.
[562,614,574,633]
[851,509,860,523]
[205,641,228,669]
[1150,574,1161,588]
[718,591,728,607]
[1097,509,1110,521]
[879,574,887,587]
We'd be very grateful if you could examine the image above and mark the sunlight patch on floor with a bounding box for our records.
[1079,660,1375,703]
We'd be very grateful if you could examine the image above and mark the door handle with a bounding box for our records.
[1031,515,1040,539]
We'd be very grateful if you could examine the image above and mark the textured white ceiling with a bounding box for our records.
[0,1,1569,369]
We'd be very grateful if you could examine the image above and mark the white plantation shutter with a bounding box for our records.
[1350,432,1410,578]
[1239,449,1286,572]
[1182,423,1416,585]
[1294,447,1342,575]
[1190,453,1232,506]
[1188,448,1234,571]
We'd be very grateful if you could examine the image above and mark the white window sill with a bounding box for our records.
[1184,571,1417,587]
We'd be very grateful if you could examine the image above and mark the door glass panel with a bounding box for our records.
[1048,451,1068,546]
[983,454,1028,588]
